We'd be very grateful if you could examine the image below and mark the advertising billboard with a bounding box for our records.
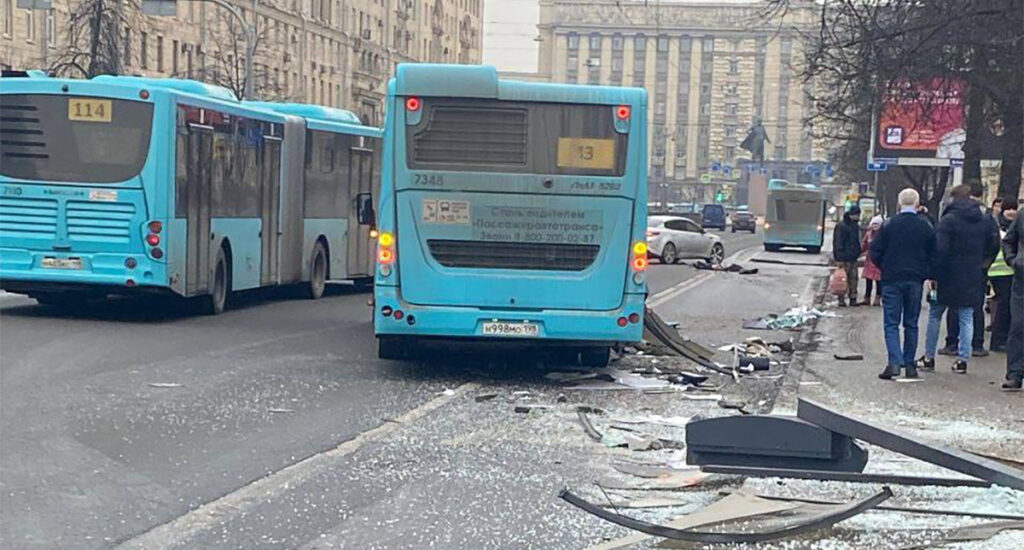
[875,78,967,166]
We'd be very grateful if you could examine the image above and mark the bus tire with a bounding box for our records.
[204,248,230,315]
[660,242,677,264]
[378,336,407,360]
[580,347,611,368]
[306,241,328,300]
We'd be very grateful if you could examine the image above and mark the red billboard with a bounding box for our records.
[876,78,967,163]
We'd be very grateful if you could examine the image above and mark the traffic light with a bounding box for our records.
[716,191,727,203]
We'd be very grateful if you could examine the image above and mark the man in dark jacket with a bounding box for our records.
[832,205,861,306]
[1002,208,1023,391]
[870,189,936,379]
[918,185,1001,375]
[939,186,1001,357]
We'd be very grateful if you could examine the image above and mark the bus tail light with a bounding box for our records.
[616,105,631,120]
[377,232,395,268]
[394,310,404,320]
[151,247,164,259]
[617,316,628,327]
[146,234,160,247]
[405,97,421,111]
[628,312,640,324]
[147,220,163,233]
[381,305,393,317]
[631,241,648,272]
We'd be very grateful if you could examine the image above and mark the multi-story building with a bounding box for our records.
[0,0,483,125]
[535,0,828,204]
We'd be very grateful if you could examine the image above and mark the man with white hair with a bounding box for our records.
[869,188,937,380]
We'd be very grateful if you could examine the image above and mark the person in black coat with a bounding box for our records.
[832,206,861,306]
[918,185,1001,374]
[939,187,1002,357]
[1002,210,1024,391]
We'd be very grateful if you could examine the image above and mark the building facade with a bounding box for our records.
[0,0,483,125]
[535,0,828,205]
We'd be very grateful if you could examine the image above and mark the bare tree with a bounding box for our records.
[49,0,144,78]
[764,0,1023,202]
[193,8,284,101]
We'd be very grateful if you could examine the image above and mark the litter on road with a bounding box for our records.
[148,382,182,388]
[699,464,992,488]
[743,306,836,330]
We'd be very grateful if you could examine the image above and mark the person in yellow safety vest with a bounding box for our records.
[988,200,1017,352]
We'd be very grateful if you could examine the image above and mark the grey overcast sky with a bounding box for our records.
[481,1,772,73]
[483,0,542,73]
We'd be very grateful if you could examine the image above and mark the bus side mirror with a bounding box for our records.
[356,193,375,226]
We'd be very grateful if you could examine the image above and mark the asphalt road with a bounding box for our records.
[0,228,765,550]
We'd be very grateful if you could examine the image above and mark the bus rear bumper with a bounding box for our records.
[373,286,645,343]
[0,248,166,293]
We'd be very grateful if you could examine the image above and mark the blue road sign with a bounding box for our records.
[867,160,887,172]
[711,161,722,172]
[723,165,733,176]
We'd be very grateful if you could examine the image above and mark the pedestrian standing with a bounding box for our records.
[861,215,883,306]
[917,185,1000,375]
[870,188,936,380]
[938,186,1001,357]
[1001,205,1023,392]
[989,201,1017,352]
[832,205,862,307]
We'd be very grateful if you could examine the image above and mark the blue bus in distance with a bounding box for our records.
[763,179,826,253]
[0,73,381,312]
[373,64,648,366]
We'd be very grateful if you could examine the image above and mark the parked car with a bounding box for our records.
[701,203,727,231]
[731,210,757,233]
[647,215,726,264]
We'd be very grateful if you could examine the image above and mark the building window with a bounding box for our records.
[725,125,736,137]
[567,32,579,50]
[729,58,738,74]
[726,103,737,115]
[634,34,646,50]
[124,28,131,65]
[725,147,734,161]
[140,32,148,69]
[3,0,13,36]
[25,8,35,42]
[172,40,179,74]
[45,8,55,46]
[157,36,165,71]
[611,33,623,50]
[657,36,669,52]
[589,33,601,50]
[725,83,737,95]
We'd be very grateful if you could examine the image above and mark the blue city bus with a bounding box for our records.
[373,64,648,366]
[763,179,826,253]
[0,73,381,313]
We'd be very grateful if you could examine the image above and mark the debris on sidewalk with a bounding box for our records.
[833,352,865,361]
[797,398,1024,491]
[699,465,992,488]
[148,382,182,388]
[685,414,869,472]
[743,306,836,330]
[561,486,892,544]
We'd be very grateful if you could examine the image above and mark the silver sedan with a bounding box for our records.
[646,215,725,264]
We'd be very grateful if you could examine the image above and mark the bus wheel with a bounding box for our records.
[204,249,229,315]
[660,243,677,264]
[580,347,610,368]
[306,242,327,299]
[378,336,408,360]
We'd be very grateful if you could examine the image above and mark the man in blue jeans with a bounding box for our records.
[915,185,1000,374]
[870,188,937,379]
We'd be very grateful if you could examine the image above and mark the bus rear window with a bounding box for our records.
[0,94,153,183]
[406,98,627,176]
[775,199,822,223]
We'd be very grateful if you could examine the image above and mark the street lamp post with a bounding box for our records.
[144,0,258,99]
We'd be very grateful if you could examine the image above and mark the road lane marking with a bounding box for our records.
[647,245,762,308]
[115,381,479,550]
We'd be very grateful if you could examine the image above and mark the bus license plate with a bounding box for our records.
[482,321,539,337]
[42,257,83,269]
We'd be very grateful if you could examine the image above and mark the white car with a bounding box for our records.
[646,215,725,264]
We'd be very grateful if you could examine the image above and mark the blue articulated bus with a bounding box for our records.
[373,64,649,366]
[0,73,381,313]
[763,179,826,253]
